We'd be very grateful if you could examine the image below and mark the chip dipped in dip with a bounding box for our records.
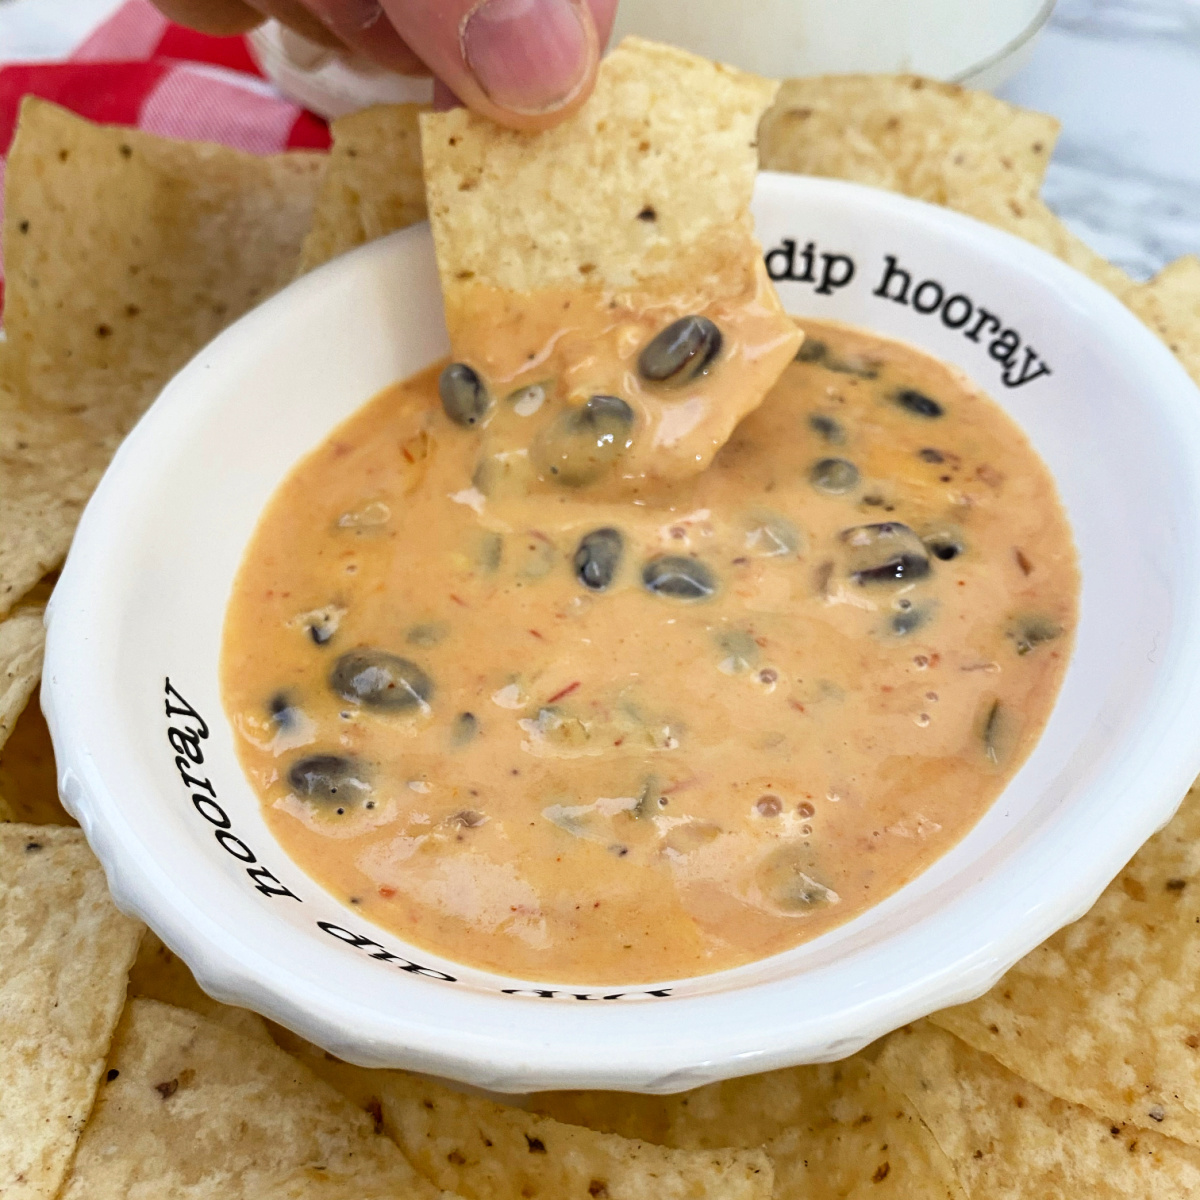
[221,317,1077,983]
[419,39,802,487]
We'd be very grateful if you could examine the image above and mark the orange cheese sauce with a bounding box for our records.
[221,319,1077,984]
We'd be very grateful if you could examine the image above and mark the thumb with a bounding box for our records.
[379,0,616,131]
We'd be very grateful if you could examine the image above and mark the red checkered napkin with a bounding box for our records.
[0,0,331,311]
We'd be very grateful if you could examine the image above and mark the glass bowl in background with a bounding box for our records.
[248,0,1055,120]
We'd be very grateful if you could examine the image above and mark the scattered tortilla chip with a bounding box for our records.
[0,97,325,617]
[535,1056,964,1200]
[127,931,270,1043]
[1125,255,1200,387]
[0,700,74,826]
[421,37,800,481]
[297,104,427,274]
[877,1021,1200,1198]
[0,605,45,753]
[59,998,445,1200]
[758,75,1134,300]
[273,1030,772,1200]
[931,778,1200,1146]
[760,75,1056,207]
[0,824,143,1198]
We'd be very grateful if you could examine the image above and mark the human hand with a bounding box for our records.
[152,0,619,130]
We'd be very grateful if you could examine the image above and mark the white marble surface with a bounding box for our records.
[998,0,1200,279]
[1,0,1197,279]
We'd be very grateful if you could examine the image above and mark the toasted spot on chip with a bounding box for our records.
[59,999,444,1200]
[932,778,1200,1147]
[0,824,143,1198]
[297,103,428,275]
[878,1021,1200,1197]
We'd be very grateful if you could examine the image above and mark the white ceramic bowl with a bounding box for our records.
[43,173,1200,1093]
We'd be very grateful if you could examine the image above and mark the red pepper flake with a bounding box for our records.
[529,629,545,640]
[547,680,580,704]
[331,441,355,458]
[530,529,554,545]
[789,699,807,713]
[378,885,397,898]
[1014,548,1033,575]
[449,594,468,607]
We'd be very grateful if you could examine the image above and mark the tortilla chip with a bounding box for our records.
[0,97,325,617]
[535,1056,964,1200]
[758,75,1134,300]
[272,1030,772,1200]
[0,606,45,753]
[878,1021,1200,1198]
[127,931,270,1043]
[760,75,1056,206]
[1125,256,1200,387]
[0,701,74,826]
[59,998,445,1200]
[931,778,1200,1146]
[0,824,143,1198]
[297,104,427,274]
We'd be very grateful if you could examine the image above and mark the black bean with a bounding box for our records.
[574,527,624,591]
[808,413,845,444]
[330,650,433,709]
[895,388,944,418]
[794,339,876,377]
[891,606,928,635]
[269,692,298,729]
[810,457,859,494]
[451,711,478,747]
[841,522,931,585]
[743,511,801,557]
[642,555,717,600]
[476,532,503,572]
[287,754,371,807]
[406,623,447,648]
[1008,616,1061,655]
[755,843,837,912]
[982,699,1003,763]
[534,395,634,487]
[439,362,491,427]
[638,316,722,385]
[925,536,963,561]
[581,394,635,425]
[448,809,487,828]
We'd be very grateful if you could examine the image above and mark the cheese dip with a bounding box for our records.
[221,319,1077,984]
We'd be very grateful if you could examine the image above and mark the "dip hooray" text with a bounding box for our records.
[764,240,1052,391]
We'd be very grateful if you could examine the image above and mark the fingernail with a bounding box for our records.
[462,0,593,115]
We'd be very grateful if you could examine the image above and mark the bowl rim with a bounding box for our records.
[42,172,1200,1091]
